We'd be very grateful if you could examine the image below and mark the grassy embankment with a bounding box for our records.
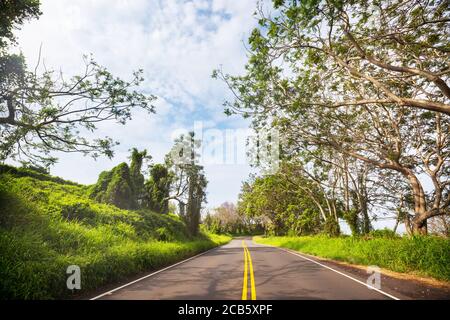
[0,165,230,299]
[254,234,450,282]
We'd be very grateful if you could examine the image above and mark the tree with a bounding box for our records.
[89,162,136,210]
[144,164,171,214]
[165,132,208,236]
[89,148,149,210]
[237,162,328,236]
[216,0,449,235]
[0,1,156,167]
[203,202,260,235]
[216,0,449,115]
[129,148,151,206]
[271,94,447,235]
[0,55,156,167]
[185,165,207,236]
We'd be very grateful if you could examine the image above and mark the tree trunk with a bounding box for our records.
[405,170,428,235]
[361,201,371,234]
[404,213,413,236]
[393,211,400,234]
[412,217,428,235]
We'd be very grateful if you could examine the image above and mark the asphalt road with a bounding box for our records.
[93,238,402,300]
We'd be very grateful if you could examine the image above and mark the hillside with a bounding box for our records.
[0,165,230,299]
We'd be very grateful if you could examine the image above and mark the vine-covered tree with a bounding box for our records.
[89,148,148,210]
[89,162,136,210]
[144,164,171,214]
[129,148,151,206]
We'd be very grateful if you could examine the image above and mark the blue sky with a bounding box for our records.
[16,0,261,208]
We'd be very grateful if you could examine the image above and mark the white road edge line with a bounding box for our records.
[90,246,220,300]
[260,243,400,300]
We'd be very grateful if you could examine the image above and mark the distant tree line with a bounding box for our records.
[203,202,264,235]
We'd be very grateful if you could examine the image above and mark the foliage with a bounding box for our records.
[254,235,450,281]
[0,170,230,299]
[89,162,136,210]
[0,0,41,48]
[237,162,337,236]
[129,148,150,205]
[144,164,171,214]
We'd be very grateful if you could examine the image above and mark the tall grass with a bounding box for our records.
[254,235,450,281]
[0,172,230,299]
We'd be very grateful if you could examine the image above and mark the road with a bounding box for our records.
[92,238,402,300]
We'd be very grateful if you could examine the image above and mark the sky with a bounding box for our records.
[15,0,261,209]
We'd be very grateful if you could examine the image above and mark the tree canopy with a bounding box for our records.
[216,0,449,235]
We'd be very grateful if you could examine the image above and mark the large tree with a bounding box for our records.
[166,132,208,236]
[238,162,329,236]
[217,0,449,115]
[216,0,449,235]
[89,148,149,210]
[89,162,136,210]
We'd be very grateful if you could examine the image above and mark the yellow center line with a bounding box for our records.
[246,246,257,300]
[241,241,257,300]
[241,240,248,300]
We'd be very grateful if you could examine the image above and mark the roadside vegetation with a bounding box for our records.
[254,235,450,282]
[0,165,229,299]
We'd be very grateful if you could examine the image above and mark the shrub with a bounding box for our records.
[368,228,400,239]
[61,203,96,224]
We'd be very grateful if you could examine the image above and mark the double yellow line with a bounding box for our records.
[241,241,256,300]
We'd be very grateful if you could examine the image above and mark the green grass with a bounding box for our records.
[254,235,450,282]
[0,170,230,299]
